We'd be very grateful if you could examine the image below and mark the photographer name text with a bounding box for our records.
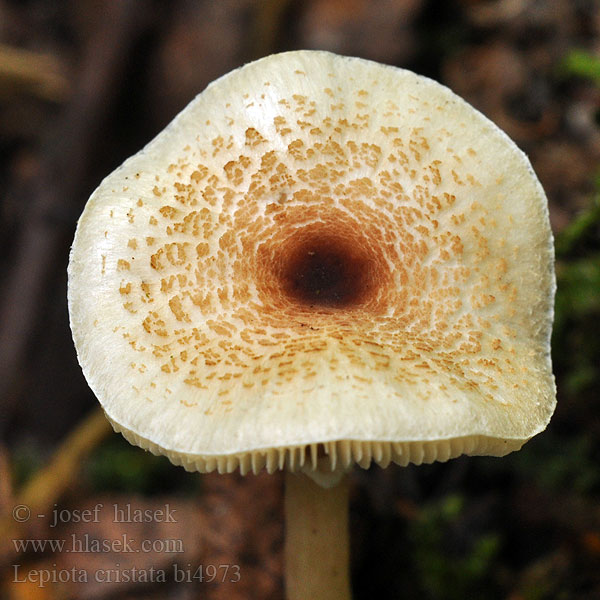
[44,503,177,527]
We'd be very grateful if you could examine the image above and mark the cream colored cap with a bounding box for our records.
[68,50,556,475]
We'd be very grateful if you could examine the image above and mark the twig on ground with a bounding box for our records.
[0,408,111,567]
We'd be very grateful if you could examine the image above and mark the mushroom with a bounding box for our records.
[68,50,556,599]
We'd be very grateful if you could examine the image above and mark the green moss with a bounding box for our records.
[560,49,600,85]
[84,435,201,495]
[409,494,501,600]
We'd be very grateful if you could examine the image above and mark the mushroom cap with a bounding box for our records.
[68,51,556,475]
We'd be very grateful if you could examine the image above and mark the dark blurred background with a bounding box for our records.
[0,1,599,598]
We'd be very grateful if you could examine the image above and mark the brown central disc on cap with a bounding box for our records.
[279,229,374,308]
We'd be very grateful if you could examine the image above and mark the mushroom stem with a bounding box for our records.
[284,470,351,600]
